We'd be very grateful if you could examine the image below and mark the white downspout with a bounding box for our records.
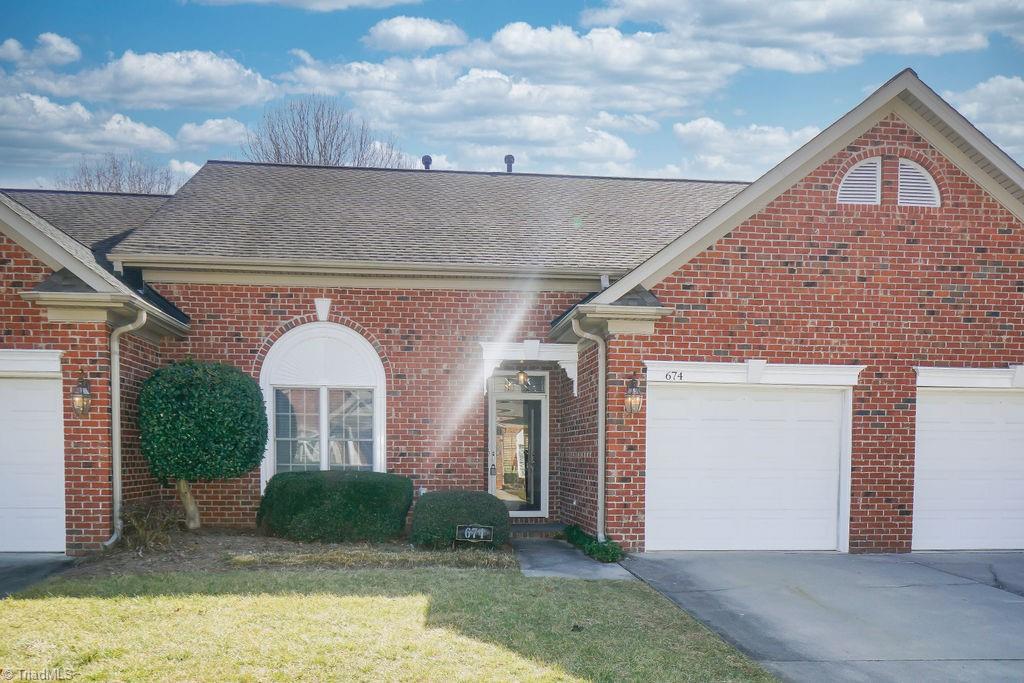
[572,318,607,542]
[102,309,148,549]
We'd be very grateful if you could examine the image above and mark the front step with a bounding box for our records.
[511,522,566,539]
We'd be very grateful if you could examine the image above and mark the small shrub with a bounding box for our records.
[258,470,413,543]
[410,491,510,549]
[564,524,625,563]
[121,499,181,552]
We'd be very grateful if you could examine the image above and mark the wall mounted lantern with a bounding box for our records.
[71,373,92,417]
[624,377,643,414]
[516,366,530,387]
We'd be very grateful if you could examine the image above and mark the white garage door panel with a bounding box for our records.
[647,385,844,551]
[913,389,1024,550]
[0,377,66,552]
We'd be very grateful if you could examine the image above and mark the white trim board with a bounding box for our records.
[645,360,866,387]
[915,366,1024,389]
[0,349,63,379]
[480,340,578,395]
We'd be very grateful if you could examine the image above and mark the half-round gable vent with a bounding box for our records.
[837,157,881,205]
[898,158,940,207]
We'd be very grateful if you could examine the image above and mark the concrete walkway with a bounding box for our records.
[624,551,1024,683]
[0,553,72,597]
[512,538,634,580]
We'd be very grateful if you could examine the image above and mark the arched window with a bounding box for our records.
[258,322,386,488]
[898,158,940,207]
[837,156,881,205]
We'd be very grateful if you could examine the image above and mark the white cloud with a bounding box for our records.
[18,50,277,109]
[672,117,819,180]
[582,1,1024,71]
[947,75,1024,158]
[0,33,81,66]
[177,117,248,146]
[588,110,659,133]
[194,0,418,9]
[0,93,174,168]
[169,159,203,178]
[363,16,467,52]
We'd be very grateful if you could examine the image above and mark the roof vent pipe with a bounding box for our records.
[504,154,515,173]
[421,155,432,170]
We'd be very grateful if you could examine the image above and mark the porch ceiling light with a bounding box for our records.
[71,372,93,417]
[624,377,643,414]
[516,367,530,387]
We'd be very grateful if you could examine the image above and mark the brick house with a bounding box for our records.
[2,69,1022,555]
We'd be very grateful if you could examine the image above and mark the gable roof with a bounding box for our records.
[1,189,169,249]
[109,161,746,276]
[589,68,1024,306]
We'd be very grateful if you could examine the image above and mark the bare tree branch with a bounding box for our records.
[50,153,178,194]
[243,96,413,168]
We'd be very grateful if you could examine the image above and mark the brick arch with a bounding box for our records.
[251,313,394,385]
[832,143,949,206]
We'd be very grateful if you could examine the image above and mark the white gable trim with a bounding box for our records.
[915,366,1024,389]
[645,360,866,387]
[592,69,1024,305]
[480,340,578,395]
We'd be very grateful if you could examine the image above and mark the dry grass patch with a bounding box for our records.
[230,545,519,570]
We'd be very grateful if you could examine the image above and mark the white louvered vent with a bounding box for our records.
[837,157,881,205]
[898,159,940,207]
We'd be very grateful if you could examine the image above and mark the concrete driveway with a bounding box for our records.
[0,554,72,597]
[623,551,1024,683]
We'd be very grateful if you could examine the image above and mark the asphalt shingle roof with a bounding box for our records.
[111,161,748,273]
[2,189,169,249]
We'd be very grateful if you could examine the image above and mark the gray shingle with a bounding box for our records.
[2,189,169,249]
[111,161,747,273]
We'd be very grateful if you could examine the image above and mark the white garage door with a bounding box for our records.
[913,389,1024,550]
[647,384,846,551]
[0,376,66,552]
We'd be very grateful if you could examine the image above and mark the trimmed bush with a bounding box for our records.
[564,524,625,563]
[410,490,510,549]
[139,359,268,529]
[258,470,413,543]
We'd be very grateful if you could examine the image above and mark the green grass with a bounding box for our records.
[2,570,772,682]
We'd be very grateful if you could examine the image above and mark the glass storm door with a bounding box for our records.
[488,372,548,516]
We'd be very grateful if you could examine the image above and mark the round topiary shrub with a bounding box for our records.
[139,359,267,529]
[258,470,413,542]
[410,490,510,549]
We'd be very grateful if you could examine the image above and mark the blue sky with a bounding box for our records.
[1,0,1022,188]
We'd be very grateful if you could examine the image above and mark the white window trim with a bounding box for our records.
[897,158,941,207]
[837,156,882,205]
[644,359,859,552]
[259,322,386,490]
[480,340,577,394]
[0,349,63,379]
[271,385,377,473]
[914,366,1024,389]
[644,359,866,387]
[488,370,550,518]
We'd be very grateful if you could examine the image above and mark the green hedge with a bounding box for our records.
[257,470,413,543]
[410,491,510,549]
[564,524,625,563]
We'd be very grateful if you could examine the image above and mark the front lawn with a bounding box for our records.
[2,569,771,682]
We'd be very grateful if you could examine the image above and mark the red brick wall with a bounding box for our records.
[604,114,1024,552]
[152,284,583,526]
[557,342,600,534]
[119,332,164,504]
[0,234,114,554]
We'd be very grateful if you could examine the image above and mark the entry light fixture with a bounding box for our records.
[71,372,93,417]
[624,377,643,414]
[516,366,530,387]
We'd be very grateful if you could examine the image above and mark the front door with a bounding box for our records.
[488,372,548,516]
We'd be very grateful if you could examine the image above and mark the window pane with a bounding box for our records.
[274,388,320,472]
[328,389,374,470]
